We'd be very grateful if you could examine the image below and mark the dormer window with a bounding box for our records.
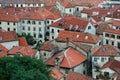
[88,26,91,29]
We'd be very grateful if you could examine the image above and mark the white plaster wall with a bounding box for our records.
[49,27,64,40]
[1,41,19,50]
[84,22,96,34]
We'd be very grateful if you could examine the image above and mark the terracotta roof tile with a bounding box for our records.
[50,67,64,80]
[71,41,92,53]
[18,37,28,47]
[40,40,57,51]
[101,59,120,72]
[46,48,87,68]
[0,44,8,58]
[0,0,44,4]
[96,22,110,35]
[57,30,100,44]
[104,29,120,35]
[0,31,18,43]
[66,71,94,80]
[8,46,37,57]
[107,20,120,27]
[58,0,103,8]
[50,15,89,31]
[0,7,61,21]
[92,45,120,56]
[0,13,20,22]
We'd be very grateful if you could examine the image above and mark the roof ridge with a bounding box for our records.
[64,48,72,68]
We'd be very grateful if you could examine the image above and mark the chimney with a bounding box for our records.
[66,37,69,47]
[55,55,64,69]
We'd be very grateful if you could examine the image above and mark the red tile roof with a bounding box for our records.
[96,22,110,35]
[81,7,111,21]
[46,48,87,68]
[71,41,92,53]
[106,6,120,19]
[107,20,120,27]
[92,45,120,56]
[104,29,120,35]
[0,44,8,58]
[0,31,18,43]
[18,37,28,47]
[0,0,44,4]
[50,67,64,80]
[8,46,37,57]
[40,40,57,51]
[0,7,61,21]
[82,7,111,16]
[0,13,20,22]
[101,59,120,72]
[57,30,100,44]
[58,0,103,8]
[50,15,89,31]
[66,71,94,80]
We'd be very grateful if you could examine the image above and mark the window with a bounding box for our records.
[8,28,10,31]
[33,27,36,31]
[52,36,54,39]
[16,4,18,7]
[51,21,53,23]
[104,72,109,77]
[111,35,115,38]
[39,27,41,31]
[117,36,120,39]
[13,28,16,31]
[105,33,109,37]
[65,69,69,74]
[58,30,59,32]
[39,21,41,25]
[27,20,30,24]
[83,71,85,74]
[34,33,36,38]
[112,41,114,45]
[32,21,36,24]
[88,26,91,29]
[38,34,42,38]
[44,53,46,56]
[69,9,71,12]
[7,22,9,25]
[22,26,25,30]
[0,22,1,24]
[101,58,104,62]
[76,8,79,11]
[106,39,109,44]
[47,26,49,29]
[118,42,120,49]
[94,58,97,62]
[13,22,15,25]
[47,21,49,24]
[22,20,25,23]
[28,27,30,31]
[51,29,54,33]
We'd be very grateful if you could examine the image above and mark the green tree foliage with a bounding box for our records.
[18,33,35,45]
[0,56,55,80]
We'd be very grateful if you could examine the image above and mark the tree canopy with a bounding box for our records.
[18,33,35,45]
[0,56,55,80]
